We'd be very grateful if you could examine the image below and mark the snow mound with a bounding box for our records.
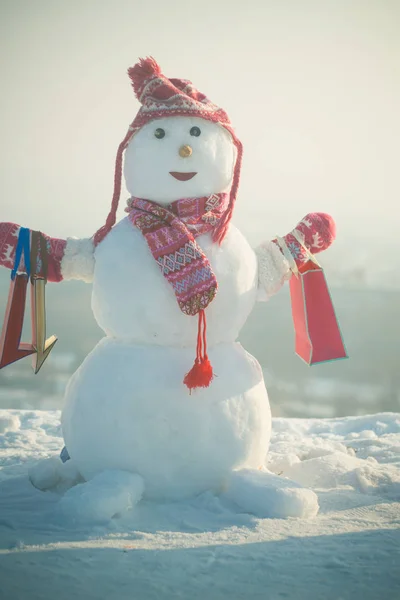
[0,413,20,433]
[0,410,399,600]
[60,470,144,523]
[29,455,64,490]
[29,455,81,492]
[225,468,319,518]
[268,412,400,501]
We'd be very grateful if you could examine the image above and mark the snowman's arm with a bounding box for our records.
[0,222,95,283]
[255,241,292,301]
[60,237,95,283]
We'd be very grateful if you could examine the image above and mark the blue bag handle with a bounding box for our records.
[10,227,30,280]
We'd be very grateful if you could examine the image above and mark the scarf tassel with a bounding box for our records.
[184,310,214,393]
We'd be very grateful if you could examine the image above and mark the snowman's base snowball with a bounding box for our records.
[224,468,319,519]
[62,339,271,500]
[59,470,144,522]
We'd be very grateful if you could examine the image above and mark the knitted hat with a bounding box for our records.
[93,57,243,246]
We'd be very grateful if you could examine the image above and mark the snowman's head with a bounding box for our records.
[124,116,235,203]
[94,57,242,246]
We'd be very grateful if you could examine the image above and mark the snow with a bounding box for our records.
[60,470,145,522]
[1,409,399,600]
[224,468,319,519]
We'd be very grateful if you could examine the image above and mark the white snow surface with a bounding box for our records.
[0,409,399,600]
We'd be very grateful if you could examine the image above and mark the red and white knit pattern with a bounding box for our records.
[129,73,230,134]
[0,223,21,270]
[0,223,66,282]
[277,213,336,268]
[127,194,228,316]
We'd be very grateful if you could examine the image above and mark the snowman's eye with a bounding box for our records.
[154,128,166,139]
[190,126,201,137]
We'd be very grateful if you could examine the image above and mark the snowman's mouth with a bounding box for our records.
[169,172,197,181]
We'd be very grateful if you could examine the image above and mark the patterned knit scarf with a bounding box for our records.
[126,193,229,391]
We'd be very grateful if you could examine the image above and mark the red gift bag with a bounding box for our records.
[0,228,57,371]
[289,259,347,365]
[0,273,35,368]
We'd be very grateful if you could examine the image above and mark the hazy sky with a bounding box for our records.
[0,0,399,246]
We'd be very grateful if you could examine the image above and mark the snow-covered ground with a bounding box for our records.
[0,410,399,600]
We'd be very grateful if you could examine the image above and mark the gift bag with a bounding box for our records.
[0,228,57,371]
[0,228,35,368]
[0,273,35,368]
[289,259,347,365]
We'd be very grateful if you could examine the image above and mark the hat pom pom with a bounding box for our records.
[128,57,162,98]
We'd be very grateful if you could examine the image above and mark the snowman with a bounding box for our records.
[0,58,336,520]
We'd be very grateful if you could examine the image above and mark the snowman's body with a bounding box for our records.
[62,218,271,499]
[55,113,319,518]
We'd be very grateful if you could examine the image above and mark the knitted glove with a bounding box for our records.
[0,223,95,283]
[275,212,336,271]
[256,212,336,300]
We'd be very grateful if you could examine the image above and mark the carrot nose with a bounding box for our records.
[179,145,192,158]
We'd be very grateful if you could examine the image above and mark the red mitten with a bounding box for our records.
[0,223,66,282]
[275,213,336,271]
[0,223,20,270]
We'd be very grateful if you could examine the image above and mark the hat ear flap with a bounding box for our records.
[212,136,243,245]
[93,129,133,246]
